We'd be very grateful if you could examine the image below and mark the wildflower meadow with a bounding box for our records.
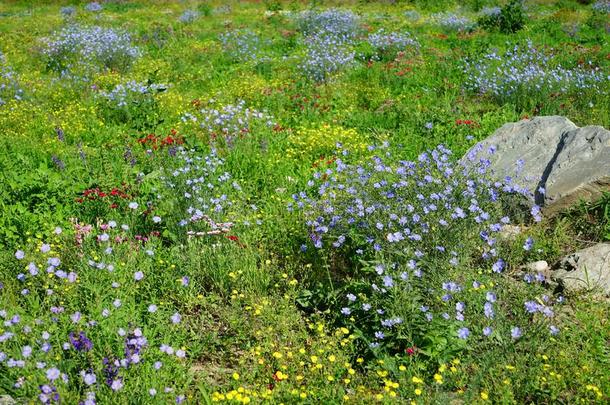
[0,1,609,404]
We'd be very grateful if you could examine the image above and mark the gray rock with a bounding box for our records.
[462,116,610,215]
[0,396,16,405]
[526,260,549,272]
[553,243,610,296]
[544,125,610,215]
[499,224,523,240]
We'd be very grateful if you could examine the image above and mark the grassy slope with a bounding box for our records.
[0,0,608,403]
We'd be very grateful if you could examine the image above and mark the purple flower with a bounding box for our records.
[22,346,32,358]
[531,205,542,222]
[492,259,505,273]
[110,379,123,391]
[523,237,534,251]
[15,250,25,260]
[81,371,97,386]
[524,301,539,313]
[511,327,522,339]
[382,275,394,288]
[46,367,61,381]
[134,271,144,281]
[170,313,181,324]
[457,327,470,339]
[483,326,493,336]
[484,302,494,319]
[70,331,93,352]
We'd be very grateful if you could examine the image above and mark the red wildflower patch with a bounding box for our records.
[137,129,184,150]
[455,119,479,127]
[77,184,131,207]
[225,235,245,248]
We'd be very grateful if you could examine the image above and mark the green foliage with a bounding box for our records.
[478,0,527,33]
[499,0,527,33]
[0,0,608,403]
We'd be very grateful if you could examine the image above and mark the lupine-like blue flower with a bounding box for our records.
[85,2,102,12]
[0,51,24,107]
[367,29,419,59]
[432,12,474,32]
[219,29,267,63]
[464,42,608,103]
[592,0,610,13]
[42,25,140,74]
[179,9,200,23]
[97,80,167,109]
[457,327,470,339]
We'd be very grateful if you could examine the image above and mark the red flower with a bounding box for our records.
[406,346,416,356]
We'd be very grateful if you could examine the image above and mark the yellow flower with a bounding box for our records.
[232,372,240,380]
[481,392,489,400]
[412,376,423,384]
[414,389,422,396]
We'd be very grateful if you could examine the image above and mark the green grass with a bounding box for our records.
[0,1,608,404]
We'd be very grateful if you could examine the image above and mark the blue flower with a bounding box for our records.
[457,327,470,339]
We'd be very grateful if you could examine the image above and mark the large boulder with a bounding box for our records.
[553,243,610,297]
[462,116,610,215]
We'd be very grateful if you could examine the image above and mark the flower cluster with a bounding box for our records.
[293,9,361,82]
[592,1,610,13]
[0,51,23,106]
[181,99,275,145]
[85,2,102,12]
[404,10,420,22]
[291,143,558,353]
[60,6,76,17]
[367,29,419,60]
[287,124,367,160]
[431,12,474,32]
[464,42,609,103]
[480,7,502,17]
[298,34,356,82]
[219,29,266,63]
[41,25,141,74]
[294,9,360,44]
[179,9,200,24]
[97,80,168,109]
[137,129,184,151]
[155,147,242,235]
[76,185,132,206]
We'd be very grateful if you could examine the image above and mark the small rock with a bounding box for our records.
[526,260,549,272]
[553,243,610,296]
[462,116,610,216]
[499,224,522,240]
[0,396,16,405]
